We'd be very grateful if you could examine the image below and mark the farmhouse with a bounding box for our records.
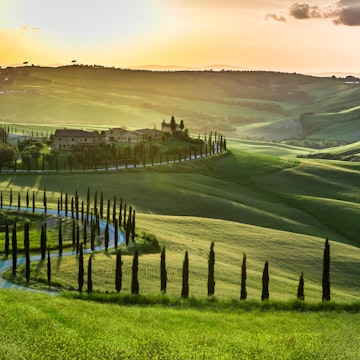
[53,129,104,150]
[161,120,180,134]
[105,127,127,142]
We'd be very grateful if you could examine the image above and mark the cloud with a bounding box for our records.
[265,13,286,22]
[334,0,360,25]
[289,3,322,19]
[266,0,360,26]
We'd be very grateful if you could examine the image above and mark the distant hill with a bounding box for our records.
[1,66,360,146]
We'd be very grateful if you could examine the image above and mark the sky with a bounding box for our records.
[1,0,360,74]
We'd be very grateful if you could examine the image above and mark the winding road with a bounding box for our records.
[0,206,125,294]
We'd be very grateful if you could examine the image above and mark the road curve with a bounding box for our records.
[0,206,125,294]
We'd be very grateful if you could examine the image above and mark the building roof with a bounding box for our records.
[54,129,101,138]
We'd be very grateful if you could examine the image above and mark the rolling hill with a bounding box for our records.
[1,66,360,144]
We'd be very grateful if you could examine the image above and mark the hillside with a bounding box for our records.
[1,66,360,144]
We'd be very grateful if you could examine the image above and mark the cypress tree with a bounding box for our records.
[87,255,93,294]
[1,191,2,208]
[90,221,95,251]
[58,220,63,256]
[112,196,116,223]
[9,187,12,207]
[114,219,118,249]
[40,224,46,260]
[72,218,75,249]
[76,223,80,255]
[322,238,331,301]
[32,191,35,213]
[123,203,127,230]
[240,252,247,300]
[107,199,111,221]
[81,201,84,223]
[47,247,51,286]
[60,189,63,210]
[17,193,20,211]
[83,220,87,245]
[24,222,30,283]
[26,189,29,208]
[207,242,215,296]
[94,190,97,214]
[71,197,74,219]
[104,221,109,252]
[160,246,167,294]
[100,191,104,218]
[181,251,189,299]
[131,249,139,294]
[297,272,305,301]
[261,261,269,301]
[43,188,47,214]
[12,223,17,276]
[65,192,68,217]
[57,199,60,215]
[78,243,84,293]
[131,209,136,243]
[119,197,123,227]
[115,250,123,293]
[5,221,9,257]
[87,187,90,207]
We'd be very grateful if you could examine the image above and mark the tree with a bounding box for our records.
[100,191,104,218]
[115,250,123,293]
[40,224,47,260]
[240,252,247,300]
[78,243,84,292]
[5,221,9,257]
[180,119,184,132]
[131,209,136,243]
[0,144,16,165]
[297,272,305,300]
[181,251,189,299]
[12,223,17,276]
[322,238,330,301]
[17,193,20,211]
[24,222,30,283]
[47,247,51,286]
[112,196,116,223]
[131,249,139,294]
[87,255,93,294]
[26,189,29,208]
[32,191,35,213]
[43,188,47,214]
[114,219,118,249]
[261,261,269,301]
[58,220,63,256]
[207,242,215,296]
[170,116,176,135]
[104,222,109,252]
[160,246,167,294]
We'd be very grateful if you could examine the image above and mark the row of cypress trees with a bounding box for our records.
[76,238,331,301]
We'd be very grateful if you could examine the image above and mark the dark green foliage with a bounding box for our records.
[123,203,127,230]
[83,220,87,245]
[65,192,68,217]
[240,252,247,300]
[24,222,30,283]
[87,255,93,294]
[207,242,215,296]
[160,246,167,294]
[90,221,95,251]
[78,243,84,293]
[17,193,20,211]
[297,272,305,300]
[125,206,132,246]
[76,224,80,255]
[47,247,51,286]
[40,224,46,260]
[58,220,63,256]
[181,250,189,299]
[9,188,12,207]
[261,261,269,301]
[71,197,74,219]
[107,199,110,221]
[11,223,17,276]
[131,209,136,243]
[115,250,123,293]
[43,188,47,214]
[131,249,139,294]
[112,196,116,223]
[100,191,103,218]
[5,221,9,257]
[104,222,109,252]
[119,197,122,227]
[32,191,35,213]
[72,218,75,249]
[114,219,118,249]
[322,238,331,301]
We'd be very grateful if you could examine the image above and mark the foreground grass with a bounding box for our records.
[1,289,360,359]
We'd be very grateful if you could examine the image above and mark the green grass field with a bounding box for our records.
[1,289,360,359]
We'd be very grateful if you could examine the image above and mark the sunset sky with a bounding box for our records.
[1,0,360,74]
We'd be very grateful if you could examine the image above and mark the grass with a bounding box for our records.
[1,289,360,359]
